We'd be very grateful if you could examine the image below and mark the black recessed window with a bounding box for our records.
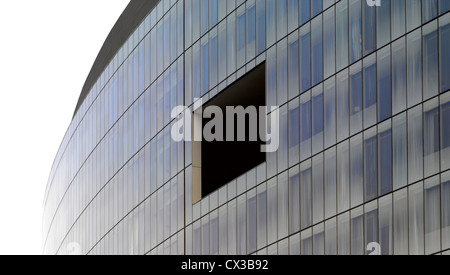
[201,63,266,198]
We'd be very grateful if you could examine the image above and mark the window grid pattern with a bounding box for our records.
[43,0,450,255]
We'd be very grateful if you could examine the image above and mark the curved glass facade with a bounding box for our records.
[43,0,450,255]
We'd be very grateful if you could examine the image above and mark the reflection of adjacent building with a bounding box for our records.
[43,0,450,255]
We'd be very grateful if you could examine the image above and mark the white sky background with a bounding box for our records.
[0,0,130,255]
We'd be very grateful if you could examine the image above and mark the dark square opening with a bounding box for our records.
[201,63,266,198]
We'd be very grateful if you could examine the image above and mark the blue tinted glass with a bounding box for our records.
[423,0,438,23]
[300,24,311,93]
[377,0,391,47]
[312,86,324,155]
[440,15,450,93]
[350,63,362,135]
[324,8,335,79]
[336,0,349,71]
[311,16,323,86]
[364,129,378,202]
[267,0,276,47]
[377,46,392,122]
[300,0,311,25]
[256,0,266,55]
[210,0,218,27]
[201,39,209,96]
[440,0,450,14]
[379,123,393,195]
[277,0,288,39]
[363,1,376,55]
[311,0,322,17]
[363,55,377,128]
[349,0,362,63]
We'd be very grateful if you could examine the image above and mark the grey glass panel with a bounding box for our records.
[277,39,288,105]
[313,223,325,255]
[363,54,377,128]
[227,12,236,76]
[337,70,349,142]
[300,91,311,161]
[379,195,393,255]
[408,106,423,184]
[324,78,336,148]
[394,189,409,255]
[350,134,363,208]
[300,228,313,255]
[441,92,450,171]
[377,0,391,47]
[362,0,376,55]
[312,85,323,155]
[266,0,276,47]
[247,0,256,61]
[442,172,450,251]
[289,233,301,255]
[324,148,337,219]
[336,0,349,71]
[247,189,257,255]
[278,172,289,240]
[350,62,362,135]
[277,0,288,40]
[337,141,350,213]
[393,113,407,190]
[406,0,421,31]
[425,176,441,254]
[349,0,362,63]
[311,16,323,86]
[351,207,364,255]
[325,218,337,255]
[256,0,266,55]
[288,0,299,33]
[300,0,310,25]
[409,181,424,255]
[300,24,311,93]
[324,8,336,79]
[237,6,246,69]
[312,154,324,224]
[364,127,378,202]
[440,14,450,93]
[377,46,391,122]
[202,215,210,255]
[392,38,407,115]
[423,0,438,23]
[267,178,278,244]
[257,183,267,250]
[423,21,439,100]
[237,195,246,255]
[378,121,393,196]
[218,205,227,255]
[423,98,440,178]
[365,201,378,255]
[407,29,423,108]
[289,166,300,234]
[278,105,289,172]
[228,199,237,255]
[300,160,312,229]
[289,99,300,166]
[338,212,350,255]
[288,32,300,100]
[391,0,406,39]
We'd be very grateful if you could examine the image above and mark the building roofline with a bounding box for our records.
[72,0,158,118]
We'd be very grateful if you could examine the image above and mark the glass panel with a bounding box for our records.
[312,154,324,224]
[423,98,440,178]
[324,8,336,79]
[365,201,379,255]
[218,205,227,255]
[237,195,246,255]
[289,166,300,234]
[442,172,450,251]
[325,218,337,255]
[441,92,450,171]
[350,134,363,208]
[324,78,336,148]
[247,0,256,62]
[277,0,288,40]
[364,127,378,202]
[228,199,237,255]
[311,16,323,86]
[289,233,301,255]
[337,70,349,142]
[394,189,408,255]
[425,176,441,254]
[266,0,276,47]
[288,0,299,33]
[362,0,376,55]
[337,141,350,213]
[378,121,393,196]
[349,0,362,63]
[350,62,362,136]
[267,178,278,244]
[377,45,392,122]
[278,172,289,239]
[312,85,324,155]
[325,148,337,219]
[289,99,300,166]
[392,38,407,115]
[338,212,350,255]
[440,14,450,93]
[408,105,423,184]
[300,228,313,255]
[379,194,393,255]
[257,183,267,250]
[407,29,423,108]
[363,54,377,128]
[406,0,421,31]
[227,12,236,76]
[423,20,439,100]
[313,223,325,255]
[377,0,391,47]
[300,91,311,161]
[237,6,246,69]
[423,0,438,23]
[391,0,406,40]
[256,0,266,55]
[336,0,349,71]
[351,206,364,255]
[409,181,424,255]
[393,113,408,190]
[300,24,311,93]
[300,160,312,229]
[277,39,288,105]
[288,31,300,100]
[300,0,310,25]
